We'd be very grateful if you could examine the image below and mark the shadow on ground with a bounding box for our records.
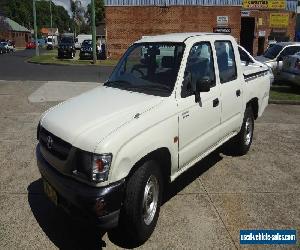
[28,149,226,249]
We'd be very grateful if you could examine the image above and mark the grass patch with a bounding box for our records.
[270,84,300,101]
[27,49,118,67]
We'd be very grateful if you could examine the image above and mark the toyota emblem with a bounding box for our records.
[46,136,53,149]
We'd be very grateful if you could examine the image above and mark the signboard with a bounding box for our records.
[217,16,229,27]
[243,0,286,10]
[270,13,289,28]
[258,30,266,37]
[213,27,231,34]
[241,10,251,17]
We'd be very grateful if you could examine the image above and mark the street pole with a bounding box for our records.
[50,0,53,45]
[33,0,39,56]
[91,0,97,64]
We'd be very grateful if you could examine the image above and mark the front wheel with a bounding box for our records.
[230,106,254,155]
[119,160,163,244]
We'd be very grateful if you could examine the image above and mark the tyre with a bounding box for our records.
[230,106,254,155]
[119,160,163,244]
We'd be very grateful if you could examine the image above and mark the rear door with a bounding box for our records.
[178,41,221,168]
[215,40,243,137]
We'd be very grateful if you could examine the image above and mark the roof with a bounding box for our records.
[105,0,298,11]
[136,32,229,43]
[3,17,30,32]
[275,42,300,46]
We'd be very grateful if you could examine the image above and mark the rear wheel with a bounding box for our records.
[119,160,163,244]
[230,106,254,155]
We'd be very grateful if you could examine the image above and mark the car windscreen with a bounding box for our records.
[60,37,74,44]
[263,44,283,59]
[82,40,92,46]
[47,38,52,42]
[105,42,185,97]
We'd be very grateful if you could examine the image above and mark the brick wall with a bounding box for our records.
[106,6,296,59]
[0,31,31,47]
[248,10,296,55]
[106,6,241,59]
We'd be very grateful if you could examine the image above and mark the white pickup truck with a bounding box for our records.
[36,33,271,243]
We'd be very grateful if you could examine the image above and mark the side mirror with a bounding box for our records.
[195,78,211,93]
[277,56,283,62]
[194,78,211,103]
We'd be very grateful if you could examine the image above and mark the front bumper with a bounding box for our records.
[36,144,125,229]
[58,48,74,57]
[79,51,93,59]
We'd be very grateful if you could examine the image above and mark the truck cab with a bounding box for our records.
[36,33,271,244]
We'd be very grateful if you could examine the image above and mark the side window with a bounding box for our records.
[182,42,215,97]
[280,46,300,59]
[215,41,237,84]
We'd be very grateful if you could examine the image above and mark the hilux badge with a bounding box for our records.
[46,136,53,149]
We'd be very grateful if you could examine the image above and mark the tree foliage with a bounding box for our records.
[0,0,72,33]
[86,0,105,27]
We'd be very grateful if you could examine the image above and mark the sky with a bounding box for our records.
[52,0,91,15]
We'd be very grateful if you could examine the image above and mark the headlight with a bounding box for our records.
[91,154,112,182]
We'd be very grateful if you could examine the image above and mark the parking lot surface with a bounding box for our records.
[0,50,113,82]
[0,80,299,249]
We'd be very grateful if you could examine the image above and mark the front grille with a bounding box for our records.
[39,127,72,160]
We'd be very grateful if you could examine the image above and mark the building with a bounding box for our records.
[0,15,31,47]
[105,0,298,58]
[40,27,59,37]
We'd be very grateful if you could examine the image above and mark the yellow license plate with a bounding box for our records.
[43,180,58,206]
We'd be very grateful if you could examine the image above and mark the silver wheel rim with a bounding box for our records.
[245,117,253,146]
[143,175,159,226]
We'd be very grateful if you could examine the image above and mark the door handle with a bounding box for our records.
[213,98,219,107]
[236,89,241,97]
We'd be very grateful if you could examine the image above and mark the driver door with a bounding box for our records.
[177,42,221,169]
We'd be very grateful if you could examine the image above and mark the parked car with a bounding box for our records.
[280,52,300,86]
[0,41,10,53]
[79,39,100,60]
[58,36,76,59]
[75,34,92,49]
[255,42,300,79]
[47,35,58,50]
[6,40,15,52]
[26,41,37,49]
[36,33,271,244]
[0,42,6,54]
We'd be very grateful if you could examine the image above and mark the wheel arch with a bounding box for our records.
[127,147,172,184]
[247,97,259,120]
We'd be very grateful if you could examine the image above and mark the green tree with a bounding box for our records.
[1,0,72,33]
[85,0,105,27]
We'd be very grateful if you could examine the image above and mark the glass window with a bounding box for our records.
[215,41,237,84]
[279,46,300,59]
[263,44,283,59]
[182,42,215,97]
[106,43,185,97]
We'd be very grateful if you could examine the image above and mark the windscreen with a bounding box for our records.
[60,37,74,44]
[105,42,185,97]
[82,40,92,46]
[264,45,283,59]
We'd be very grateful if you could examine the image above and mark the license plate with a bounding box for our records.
[85,53,89,56]
[43,180,58,206]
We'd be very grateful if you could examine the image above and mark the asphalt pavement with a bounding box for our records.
[0,49,113,82]
[0,80,299,249]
